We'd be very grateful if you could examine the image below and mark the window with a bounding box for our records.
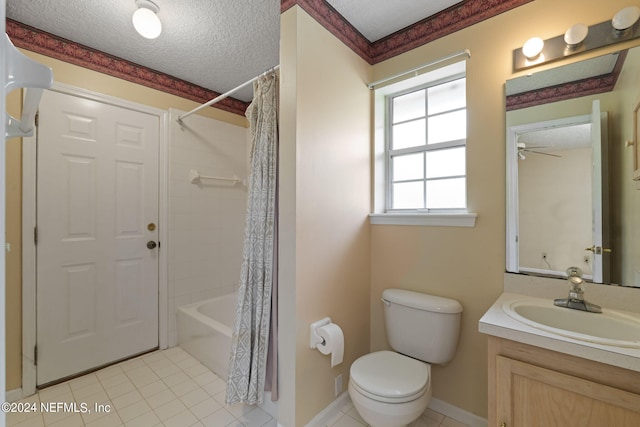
[371,59,476,227]
[387,76,467,211]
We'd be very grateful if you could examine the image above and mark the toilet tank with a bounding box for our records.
[382,289,463,364]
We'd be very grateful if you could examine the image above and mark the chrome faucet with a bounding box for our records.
[553,267,602,313]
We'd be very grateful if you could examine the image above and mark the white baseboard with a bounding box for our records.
[6,388,23,403]
[303,393,487,427]
[428,398,487,427]
[304,392,351,427]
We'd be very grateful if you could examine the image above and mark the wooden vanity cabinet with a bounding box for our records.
[488,336,640,427]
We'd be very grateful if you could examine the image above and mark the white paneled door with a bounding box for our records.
[36,90,159,385]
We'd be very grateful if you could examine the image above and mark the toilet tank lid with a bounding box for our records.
[382,289,463,313]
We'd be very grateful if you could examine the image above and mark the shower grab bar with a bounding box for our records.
[188,169,244,185]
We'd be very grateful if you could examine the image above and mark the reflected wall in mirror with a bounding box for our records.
[506,46,640,288]
[511,114,603,281]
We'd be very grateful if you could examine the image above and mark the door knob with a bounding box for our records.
[147,241,157,249]
[585,245,612,254]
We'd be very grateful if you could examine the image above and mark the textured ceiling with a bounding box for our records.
[7,0,470,103]
[326,0,463,42]
[7,0,281,102]
[519,124,591,151]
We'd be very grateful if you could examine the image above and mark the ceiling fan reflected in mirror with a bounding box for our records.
[516,142,561,159]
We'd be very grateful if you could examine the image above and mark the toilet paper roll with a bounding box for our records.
[317,323,344,367]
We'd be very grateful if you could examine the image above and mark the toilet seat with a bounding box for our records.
[350,351,429,403]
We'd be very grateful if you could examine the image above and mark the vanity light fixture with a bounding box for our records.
[612,6,640,32]
[132,0,162,39]
[564,23,588,51]
[522,37,544,59]
[514,6,640,71]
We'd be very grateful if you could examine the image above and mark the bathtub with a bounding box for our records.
[178,292,279,419]
[177,293,237,381]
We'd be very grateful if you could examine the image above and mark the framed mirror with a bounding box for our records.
[506,46,640,288]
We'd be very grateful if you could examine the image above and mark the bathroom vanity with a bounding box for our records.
[480,290,640,427]
[487,336,640,426]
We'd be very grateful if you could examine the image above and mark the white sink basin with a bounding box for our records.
[502,299,640,348]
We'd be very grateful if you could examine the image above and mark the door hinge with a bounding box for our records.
[34,345,38,366]
[34,226,38,245]
[35,112,39,127]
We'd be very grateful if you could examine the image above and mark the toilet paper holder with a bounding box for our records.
[310,317,345,367]
[310,317,331,348]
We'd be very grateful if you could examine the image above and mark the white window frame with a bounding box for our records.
[370,60,476,227]
[386,75,467,212]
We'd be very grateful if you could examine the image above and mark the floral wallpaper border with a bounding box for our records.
[6,19,249,116]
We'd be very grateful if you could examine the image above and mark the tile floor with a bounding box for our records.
[7,347,467,427]
[327,401,468,427]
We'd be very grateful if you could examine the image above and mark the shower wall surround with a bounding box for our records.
[167,108,249,345]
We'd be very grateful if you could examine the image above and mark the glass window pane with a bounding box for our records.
[393,181,424,209]
[426,147,465,178]
[393,153,424,181]
[428,110,466,144]
[426,178,466,209]
[392,119,426,150]
[428,78,466,115]
[393,90,425,123]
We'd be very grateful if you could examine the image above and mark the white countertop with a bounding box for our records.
[479,292,640,372]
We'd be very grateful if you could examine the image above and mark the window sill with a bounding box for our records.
[369,212,477,227]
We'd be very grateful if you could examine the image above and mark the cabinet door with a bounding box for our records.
[496,356,640,427]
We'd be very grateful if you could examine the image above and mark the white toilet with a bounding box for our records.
[348,289,463,427]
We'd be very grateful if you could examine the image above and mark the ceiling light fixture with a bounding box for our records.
[132,0,162,39]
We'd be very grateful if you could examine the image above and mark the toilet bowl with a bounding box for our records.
[348,289,462,427]
[348,351,431,427]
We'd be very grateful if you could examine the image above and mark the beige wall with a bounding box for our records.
[369,0,638,418]
[279,7,372,426]
[5,50,247,391]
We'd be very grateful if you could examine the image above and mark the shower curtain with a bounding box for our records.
[226,71,279,406]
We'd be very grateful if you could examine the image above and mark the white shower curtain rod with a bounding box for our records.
[367,49,470,89]
[177,64,280,124]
